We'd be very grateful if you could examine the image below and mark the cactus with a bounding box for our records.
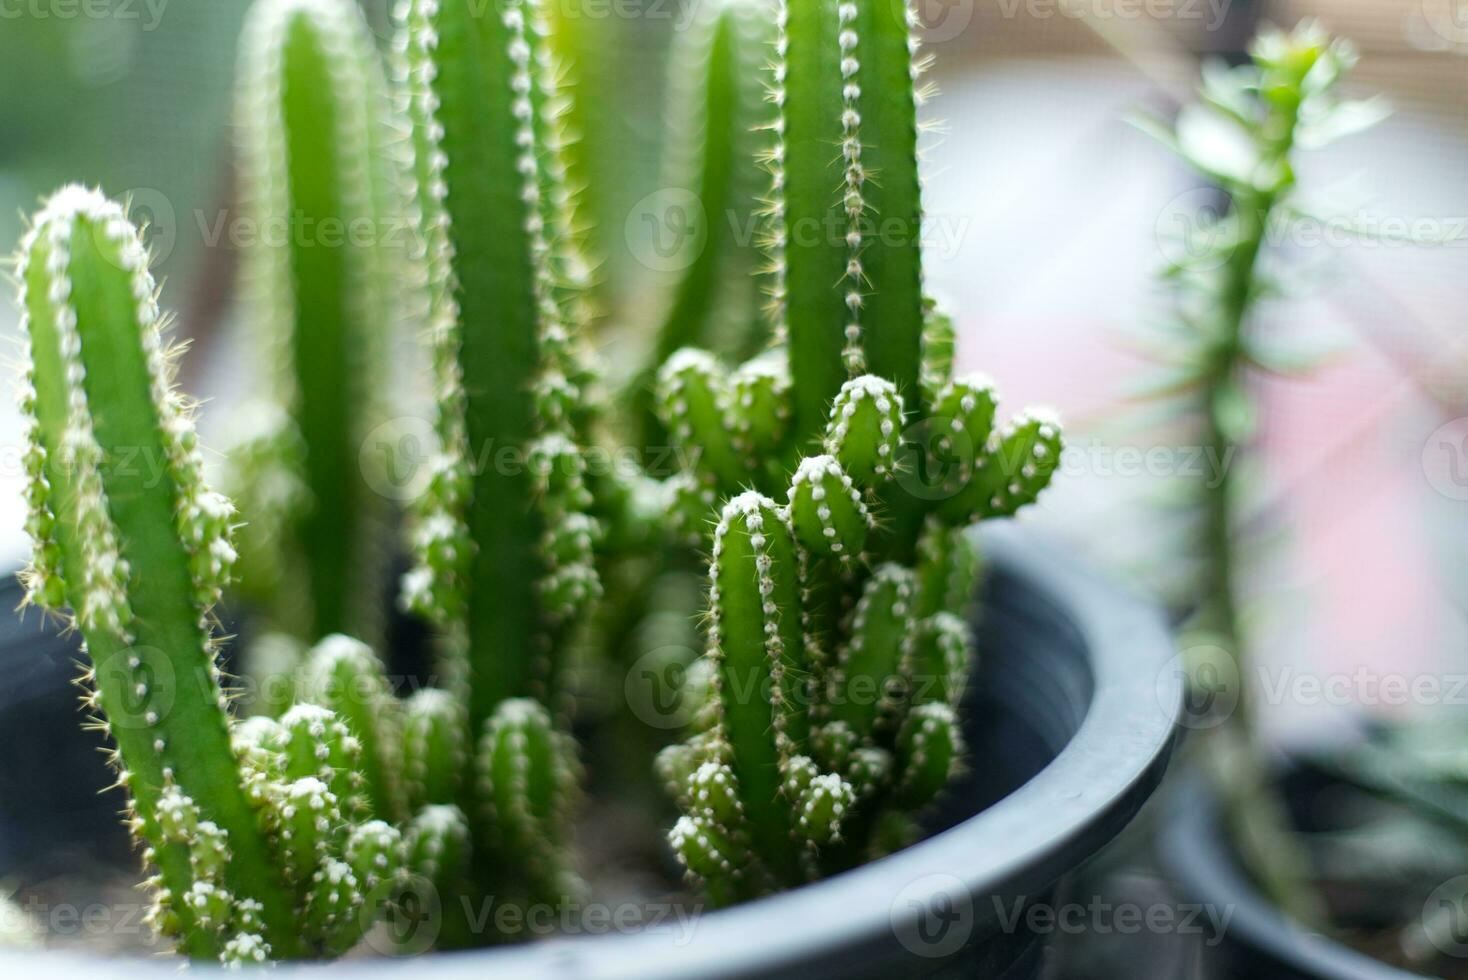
[13,187,410,961]
[230,0,408,644]
[652,0,774,366]
[297,634,408,824]
[396,0,598,912]
[774,0,925,431]
[629,0,775,448]
[653,0,1063,901]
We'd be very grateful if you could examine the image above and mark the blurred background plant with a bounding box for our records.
[1128,19,1392,929]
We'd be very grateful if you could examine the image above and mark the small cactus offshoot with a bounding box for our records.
[652,0,1064,901]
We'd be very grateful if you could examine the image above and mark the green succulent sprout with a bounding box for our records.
[1133,21,1391,925]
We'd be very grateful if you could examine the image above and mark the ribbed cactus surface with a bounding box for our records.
[15,187,415,961]
[651,0,1064,902]
[398,0,594,909]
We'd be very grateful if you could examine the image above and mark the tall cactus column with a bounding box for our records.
[399,0,597,910]
[656,0,772,363]
[16,187,298,960]
[774,0,927,435]
[845,0,924,395]
[234,0,402,642]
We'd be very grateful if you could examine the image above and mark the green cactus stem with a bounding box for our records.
[658,348,754,490]
[772,0,847,432]
[652,0,773,365]
[16,186,411,962]
[402,688,467,813]
[475,698,581,901]
[298,634,407,824]
[912,515,981,620]
[235,0,405,642]
[772,0,928,433]
[787,454,870,561]
[841,0,925,395]
[405,803,472,890]
[894,702,962,809]
[701,492,820,882]
[823,375,904,485]
[828,563,915,739]
[398,0,596,909]
[15,186,298,959]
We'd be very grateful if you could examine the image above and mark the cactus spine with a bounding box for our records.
[15,187,415,962]
[655,0,1064,902]
[398,0,594,905]
[233,0,404,642]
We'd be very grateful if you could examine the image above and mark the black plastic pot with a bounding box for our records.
[0,525,1179,978]
[1160,772,1427,980]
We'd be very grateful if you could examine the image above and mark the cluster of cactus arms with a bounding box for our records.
[395,0,598,914]
[228,0,404,645]
[653,0,1062,901]
[11,185,480,963]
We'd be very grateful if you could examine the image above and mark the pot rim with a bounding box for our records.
[1,524,1181,979]
[1161,771,1428,980]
